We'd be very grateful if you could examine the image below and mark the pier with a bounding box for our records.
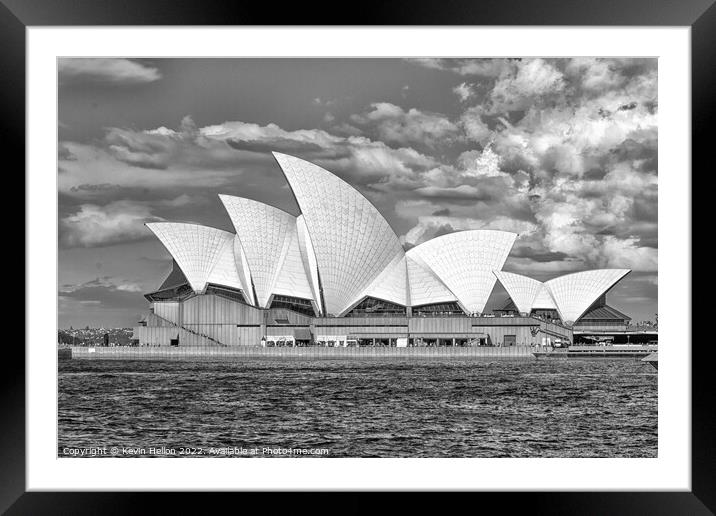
[533,344,658,360]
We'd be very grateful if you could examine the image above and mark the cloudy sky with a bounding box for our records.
[58,58,658,328]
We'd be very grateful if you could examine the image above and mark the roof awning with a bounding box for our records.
[293,327,312,340]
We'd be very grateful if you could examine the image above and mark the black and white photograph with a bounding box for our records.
[56,56,660,460]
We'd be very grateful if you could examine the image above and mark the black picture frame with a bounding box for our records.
[6,0,710,513]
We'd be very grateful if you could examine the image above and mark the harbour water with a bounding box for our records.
[58,358,657,458]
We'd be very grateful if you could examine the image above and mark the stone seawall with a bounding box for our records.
[65,345,536,361]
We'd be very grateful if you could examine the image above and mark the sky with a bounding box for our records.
[57,58,658,328]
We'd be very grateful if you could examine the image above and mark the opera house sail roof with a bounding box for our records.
[492,270,549,316]
[219,195,314,309]
[493,269,631,324]
[407,230,516,314]
[144,152,631,325]
[146,222,244,295]
[273,152,407,316]
[544,269,631,324]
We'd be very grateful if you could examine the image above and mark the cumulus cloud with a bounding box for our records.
[58,119,258,202]
[565,58,626,93]
[458,145,506,178]
[453,82,476,103]
[397,58,658,273]
[59,58,161,84]
[60,200,164,248]
[105,115,245,171]
[403,215,537,247]
[58,115,443,237]
[600,236,657,270]
[488,58,566,113]
[460,106,491,143]
[58,58,658,274]
[491,87,657,179]
[349,103,462,148]
[202,118,440,190]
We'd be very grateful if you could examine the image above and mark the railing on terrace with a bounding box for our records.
[64,345,542,360]
[318,314,545,321]
[574,324,658,333]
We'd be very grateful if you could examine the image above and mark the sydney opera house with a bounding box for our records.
[133,153,634,348]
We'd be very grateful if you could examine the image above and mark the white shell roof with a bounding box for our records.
[532,285,557,310]
[234,238,256,305]
[545,269,631,324]
[407,256,457,307]
[219,195,313,308]
[274,152,405,316]
[207,235,253,304]
[493,271,545,315]
[146,222,236,293]
[493,269,628,320]
[348,254,409,313]
[407,230,516,314]
[296,215,322,314]
[271,220,315,302]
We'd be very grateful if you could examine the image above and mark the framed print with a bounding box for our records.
[6,0,712,512]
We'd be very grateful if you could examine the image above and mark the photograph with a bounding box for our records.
[56,57,660,459]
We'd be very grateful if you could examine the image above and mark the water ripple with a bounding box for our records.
[58,359,657,458]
